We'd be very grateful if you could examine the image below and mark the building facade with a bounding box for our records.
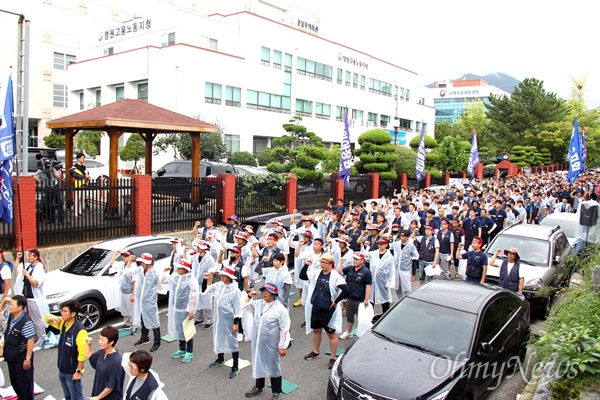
[432,78,510,124]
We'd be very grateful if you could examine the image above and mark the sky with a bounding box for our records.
[288,0,600,107]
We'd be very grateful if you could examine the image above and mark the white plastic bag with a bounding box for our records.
[458,259,467,280]
[240,291,253,342]
[356,303,374,337]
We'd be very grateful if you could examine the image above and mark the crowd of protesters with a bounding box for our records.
[1,168,598,399]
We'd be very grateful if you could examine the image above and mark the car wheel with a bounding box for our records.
[543,292,555,319]
[77,299,104,330]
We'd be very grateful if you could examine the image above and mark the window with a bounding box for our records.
[247,89,290,112]
[478,305,500,344]
[103,47,113,56]
[352,109,363,121]
[225,134,240,153]
[368,112,378,126]
[142,243,171,261]
[115,86,124,101]
[273,50,282,69]
[261,46,270,66]
[423,123,427,133]
[345,71,350,86]
[361,75,365,90]
[400,87,405,100]
[209,38,218,50]
[337,68,342,84]
[284,53,292,71]
[399,118,412,130]
[296,57,332,81]
[380,114,389,127]
[284,72,291,96]
[95,89,101,107]
[137,82,148,102]
[316,102,331,118]
[205,82,222,104]
[161,32,175,46]
[353,73,358,88]
[178,163,192,174]
[495,297,518,326]
[369,78,392,96]
[253,136,269,155]
[53,84,68,108]
[53,52,76,70]
[296,99,313,116]
[79,92,84,110]
[405,89,411,102]
[336,106,347,121]
[225,86,241,107]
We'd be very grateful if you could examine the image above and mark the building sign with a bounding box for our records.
[445,89,480,96]
[296,18,319,34]
[387,130,406,145]
[98,18,152,42]
[337,53,368,69]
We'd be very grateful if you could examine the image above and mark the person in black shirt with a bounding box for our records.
[86,325,125,400]
[337,253,371,341]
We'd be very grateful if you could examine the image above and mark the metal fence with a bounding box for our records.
[0,221,15,249]
[344,176,369,205]
[151,177,219,234]
[297,178,332,212]
[379,180,396,198]
[36,179,135,246]
[235,178,284,220]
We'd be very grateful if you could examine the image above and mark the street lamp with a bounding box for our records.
[392,119,400,146]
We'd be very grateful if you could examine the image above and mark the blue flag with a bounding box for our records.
[0,75,15,224]
[415,122,426,182]
[467,128,479,177]
[567,118,583,184]
[339,107,352,186]
[581,125,587,166]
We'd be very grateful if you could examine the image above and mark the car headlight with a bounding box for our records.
[49,303,62,312]
[524,278,543,291]
[46,291,69,300]
[330,353,344,389]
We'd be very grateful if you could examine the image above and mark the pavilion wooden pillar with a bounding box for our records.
[190,132,201,209]
[141,132,157,175]
[107,127,124,217]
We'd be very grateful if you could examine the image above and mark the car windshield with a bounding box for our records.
[373,297,476,361]
[61,247,115,276]
[487,236,550,266]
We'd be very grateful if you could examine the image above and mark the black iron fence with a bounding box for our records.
[235,178,283,220]
[151,177,219,234]
[36,179,135,246]
[344,176,369,205]
[0,221,14,249]
[379,180,396,198]
[297,178,331,212]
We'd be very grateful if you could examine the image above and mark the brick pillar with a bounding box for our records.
[443,172,450,185]
[330,173,345,203]
[425,173,431,188]
[282,174,297,213]
[475,163,483,180]
[400,173,408,189]
[368,173,379,199]
[131,175,152,236]
[217,173,237,225]
[13,176,37,250]
[461,171,466,179]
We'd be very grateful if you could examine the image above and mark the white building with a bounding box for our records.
[1,0,435,172]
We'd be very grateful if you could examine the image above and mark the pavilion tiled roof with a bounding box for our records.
[47,99,217,133]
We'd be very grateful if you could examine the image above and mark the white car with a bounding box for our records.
[540,213,586,255]
[44,236,174,330]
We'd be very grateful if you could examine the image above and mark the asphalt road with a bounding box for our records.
[1,278,543,400]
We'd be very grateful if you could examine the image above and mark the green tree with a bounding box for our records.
[120,134,145,169]
[75,130,103,156]
[394,146,417,178]
[43,131,65,148]
[431,135,471,172]
[485,77,568,151]
[257,148,278,166]
[566,76,600,167]
[409,134,438,150]
[453,99,496,150]
[433,121,454,143]
[227,151,257,166]
[354,129,398,180]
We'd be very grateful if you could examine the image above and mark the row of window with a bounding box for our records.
[297,57,333,81]
[261,47,292,71]
[58,82,147,110]
[54,52,76,70]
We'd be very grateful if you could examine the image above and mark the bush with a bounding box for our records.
[227,151,257,166]
[266,162,289,174]
[426,168,443,179]
[43,131,65,148]
[409,134,438,149]
[395,146,417,178]
[257,148,278,166]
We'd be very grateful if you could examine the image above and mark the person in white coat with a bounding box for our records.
[243,283,290,399]
[203,265,243,379]
[389,231,419,298]
[164,259,198,364]
[299,253,348,369]
[365,238,395,314]
[108,250,137,330]
[131,253,167,353]
[122,350,168,400]
[191,240,216,329]
[14,249,49,342]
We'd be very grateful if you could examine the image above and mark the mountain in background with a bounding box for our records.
[426,72,520,94]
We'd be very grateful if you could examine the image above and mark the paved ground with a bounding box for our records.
[1,276,548,400]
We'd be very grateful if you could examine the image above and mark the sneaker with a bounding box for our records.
[204,323,213,330]
[272,394,280,400]
[237,333,244,342]
[229,367,239,379]
[194,320,204,327]
[134,338,150,346]
[339,331,354,340]
[245,386,263,397]
[209,359,225,368]
[304,351,320,360]
[301,321,306,328]
[455,272,460,279]
[171,350,186,358]
[131,327,138,335]
[149,343,161,352]
[182,352,194,363]
[121,324,132,330]
[293,299,302,307]
[328,358,336,369]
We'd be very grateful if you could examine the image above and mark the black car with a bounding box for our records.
[328,280,530,400]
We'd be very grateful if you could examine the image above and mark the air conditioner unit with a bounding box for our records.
[366,121,374,127]
[350,118,356,127]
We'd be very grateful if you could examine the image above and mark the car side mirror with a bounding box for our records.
[157,168,166,177]
[479,342,492,357]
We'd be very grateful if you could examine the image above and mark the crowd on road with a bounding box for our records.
[1,168,599,399]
